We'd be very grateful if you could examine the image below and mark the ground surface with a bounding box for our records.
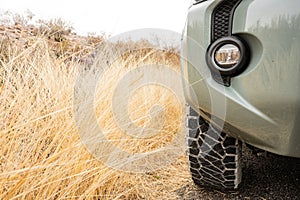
[177,146,300,200]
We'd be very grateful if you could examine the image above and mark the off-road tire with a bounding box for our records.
[186,105,242,190]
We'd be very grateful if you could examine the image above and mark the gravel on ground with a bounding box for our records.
[176,145,300,200]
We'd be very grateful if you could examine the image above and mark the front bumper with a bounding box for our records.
[181,0,300,157]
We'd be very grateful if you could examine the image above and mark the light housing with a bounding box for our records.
[206,36,250,78]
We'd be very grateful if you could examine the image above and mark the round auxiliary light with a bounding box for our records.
[206,36,250,77]
[214,44,240,68]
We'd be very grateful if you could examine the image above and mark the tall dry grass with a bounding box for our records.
[0,33,191,199]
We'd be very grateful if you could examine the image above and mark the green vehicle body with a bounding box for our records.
[181,0,300,157]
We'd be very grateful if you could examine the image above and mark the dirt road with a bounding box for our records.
[177,146,300,200]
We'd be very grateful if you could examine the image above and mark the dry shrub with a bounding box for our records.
[0,34,190,199]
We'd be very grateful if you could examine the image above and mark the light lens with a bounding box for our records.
[214,44,241,68]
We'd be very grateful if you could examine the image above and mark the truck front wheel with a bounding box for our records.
[186,105,242,190]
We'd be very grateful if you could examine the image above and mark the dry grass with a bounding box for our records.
[0,31,191,199]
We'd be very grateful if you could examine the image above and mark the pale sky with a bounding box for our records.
[0,0,189,36]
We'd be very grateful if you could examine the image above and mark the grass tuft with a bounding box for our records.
[0,22,190,199]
